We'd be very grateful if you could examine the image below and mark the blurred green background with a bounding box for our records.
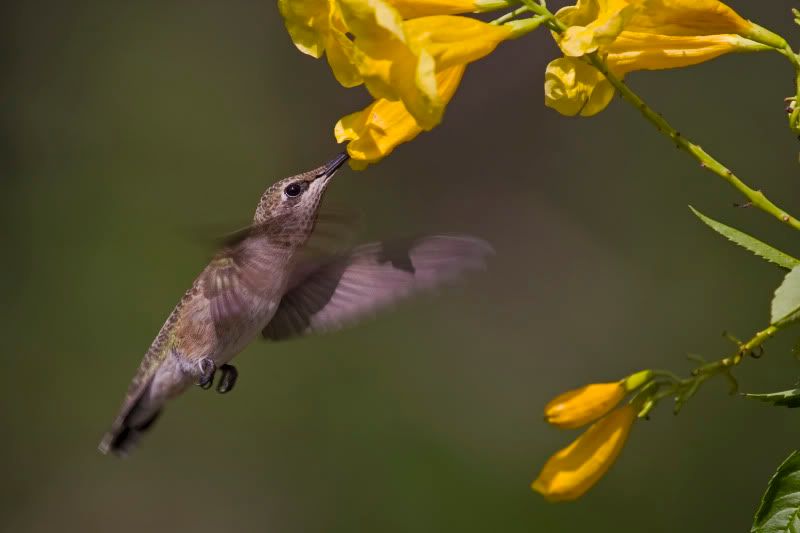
[3,1,800,531]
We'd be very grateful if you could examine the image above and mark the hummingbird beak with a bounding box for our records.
[318,152,350,180]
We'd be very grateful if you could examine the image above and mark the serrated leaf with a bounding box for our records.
[690,206,800,270]
[752,451,800,533]
[772,266,800,325]
[744,389,800,408]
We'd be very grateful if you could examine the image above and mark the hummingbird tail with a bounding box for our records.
[98,403,162,457]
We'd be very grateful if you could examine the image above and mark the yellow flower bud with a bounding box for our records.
[544,380,625,429]
[544,57,614,117]
[533,405,636,502]
[544,370,651,428]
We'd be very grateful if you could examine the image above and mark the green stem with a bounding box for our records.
[633,322,786,418]
[585,55,800,231]
[522,0,800,232]
[778,45,800,135]
[693,325,778,376]
[490,5,530,25]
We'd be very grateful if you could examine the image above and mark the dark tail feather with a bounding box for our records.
[98,408,162,458]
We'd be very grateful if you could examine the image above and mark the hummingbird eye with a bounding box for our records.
[284,182,304,198]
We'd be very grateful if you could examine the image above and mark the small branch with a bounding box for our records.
[693,325,779,376]
[633,323,784,418]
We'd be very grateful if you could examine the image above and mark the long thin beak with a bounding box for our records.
[320,152,350,179]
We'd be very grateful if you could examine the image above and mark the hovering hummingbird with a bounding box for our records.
[99,153,492,456]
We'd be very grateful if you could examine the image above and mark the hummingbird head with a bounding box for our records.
[253,152,349,234]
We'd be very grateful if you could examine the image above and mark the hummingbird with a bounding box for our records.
[99,153,492,457]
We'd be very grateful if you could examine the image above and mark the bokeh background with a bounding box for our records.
[2,1,800,531]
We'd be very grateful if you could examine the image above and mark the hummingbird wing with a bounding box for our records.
[262,235,493,341]
[201,234,287,333]
[205,210,359,331]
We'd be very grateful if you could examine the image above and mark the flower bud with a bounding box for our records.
[544,381,624,429]
[533,405,636,502]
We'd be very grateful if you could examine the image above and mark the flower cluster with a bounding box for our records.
[532,370,651,501]
[279,0,540,168]
[279,0,779,167]
[545,0,773,116]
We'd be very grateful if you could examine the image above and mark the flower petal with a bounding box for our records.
[338,0,408,56]
[607,32,769,74]
[325,31,364,87]
[404,16,513,71]
[544,382,625,429]
[629,0,753,37]
[556,0,636,57]
[388,0,479,18]
[278,0,331,58]
[335,65,465,168]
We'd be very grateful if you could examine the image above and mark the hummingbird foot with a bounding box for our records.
[197,358,216,389]
[216,364,238,394]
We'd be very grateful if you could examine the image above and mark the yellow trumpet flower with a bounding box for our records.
[532,405,637,502]
[278,0,362,87]
[338,0,520,129]
[557,0,760,59]
[335,65,465,168]
[546,0,773,116]
[543,370,651,428]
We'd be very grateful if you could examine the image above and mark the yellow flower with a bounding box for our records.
[335,65,464,168]
[543,370,651,428]
[546,0,773,116]
[556,0,758,59]
[337,0,518,129]
[604,31,768,75]
[278,0,362,87]
[532,405,637,502]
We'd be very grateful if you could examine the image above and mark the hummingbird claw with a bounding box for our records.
[197,358,217,389]
[216,364,238,394]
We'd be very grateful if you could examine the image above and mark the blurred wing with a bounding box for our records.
[262,235,493,341]
[203,209,359,334]
[202,255,250,334]
[202,235,282,335]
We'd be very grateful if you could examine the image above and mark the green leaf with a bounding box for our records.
[689,206,800,270]
[744,389,800,408]
[772,266,800,325]
[752,451,800,533]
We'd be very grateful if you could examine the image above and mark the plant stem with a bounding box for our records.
[521,0,800,232]
[585,55,800,231]
[634,324,780,418]
[778,45,800,136]
[693,325,778,376]
[490,5,530,25]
